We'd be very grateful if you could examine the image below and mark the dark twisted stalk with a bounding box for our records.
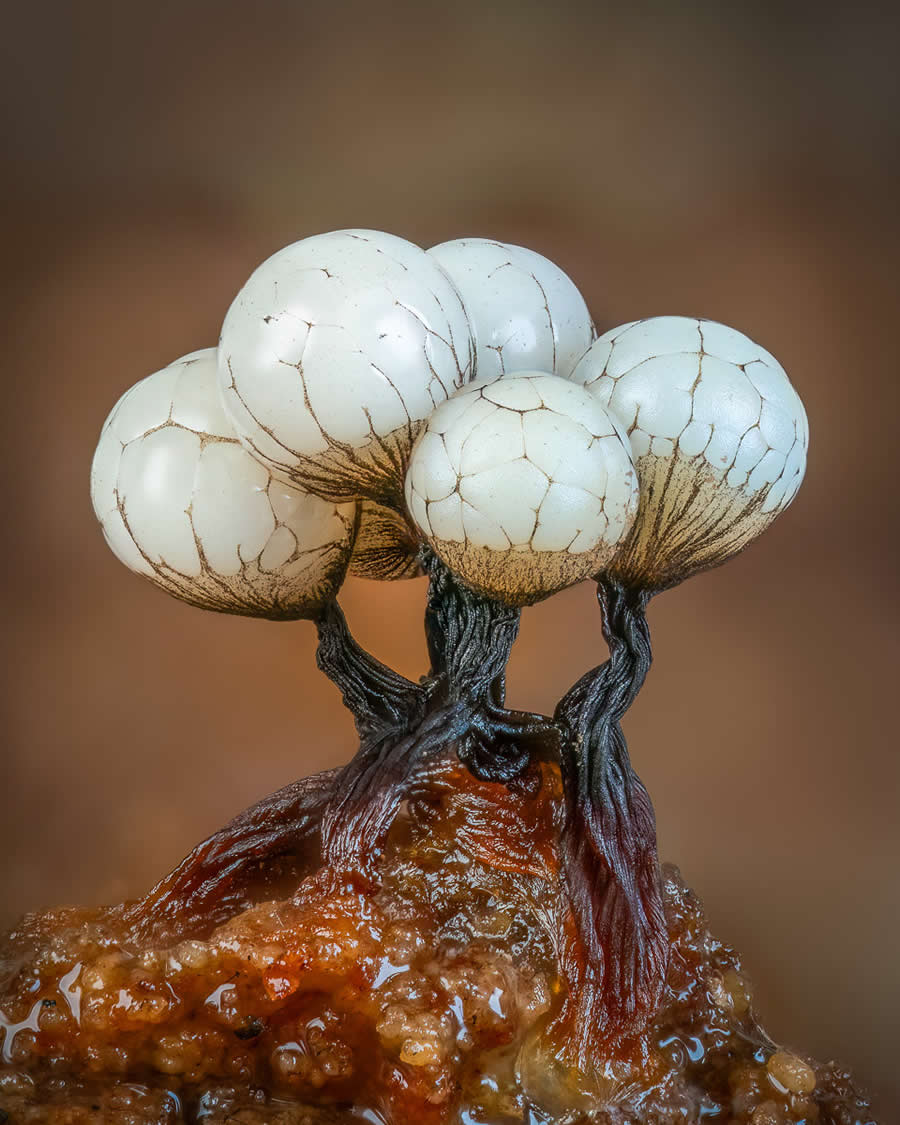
[318,550,561,879]
[421,549,559,781]
[127,570,664,1052]
[311,595,434,880]
[121,567,665,1057]
[120,604,426,941]
[554,580,669,1043]
[314,598,428,740]
[319,700,472,877]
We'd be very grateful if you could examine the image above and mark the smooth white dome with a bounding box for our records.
[91,349,357,618]
[428,238,595,381]
[218,230,475,505]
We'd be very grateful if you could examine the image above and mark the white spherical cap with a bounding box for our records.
[427,238,595,380]
[91,349,358,619]
[570,316,809,589]
[218,229,475,506]
[404,372,638,606]
[348,500,422,581]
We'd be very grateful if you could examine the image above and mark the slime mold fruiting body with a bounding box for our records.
[2,229,840,1123]
[218,229,475,507]
[86,231,808,1057]
[571,316,809,590]
[404,372,638,605]
[90,348,357,618]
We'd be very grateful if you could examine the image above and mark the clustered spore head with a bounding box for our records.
[90,232,808,616]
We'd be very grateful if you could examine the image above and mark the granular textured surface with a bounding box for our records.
[0,756,876,1124]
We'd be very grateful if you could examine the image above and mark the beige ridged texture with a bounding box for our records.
[433,540,609,606]
[348,501,423,581]
[606,453,788,590]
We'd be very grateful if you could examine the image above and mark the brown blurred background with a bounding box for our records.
[2,0,898,1115]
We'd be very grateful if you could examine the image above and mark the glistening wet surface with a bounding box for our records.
[0,757,876,1124]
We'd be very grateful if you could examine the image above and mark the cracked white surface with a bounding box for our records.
[218,230,475,506]
[404,372,638,605]
[570,316,809,587]
[91,349,357,618]
[428,238,595,381]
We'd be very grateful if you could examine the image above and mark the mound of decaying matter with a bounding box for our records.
[0,754,875,1125]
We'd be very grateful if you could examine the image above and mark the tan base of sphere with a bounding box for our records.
[433,537,614,606]
[348,501,423,581]
[113,503,357,620]
[607,454,784,591]
[271,423,422,509]
[129,545,354,620]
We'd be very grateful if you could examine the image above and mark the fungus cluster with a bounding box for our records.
[89,229,809,1069]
